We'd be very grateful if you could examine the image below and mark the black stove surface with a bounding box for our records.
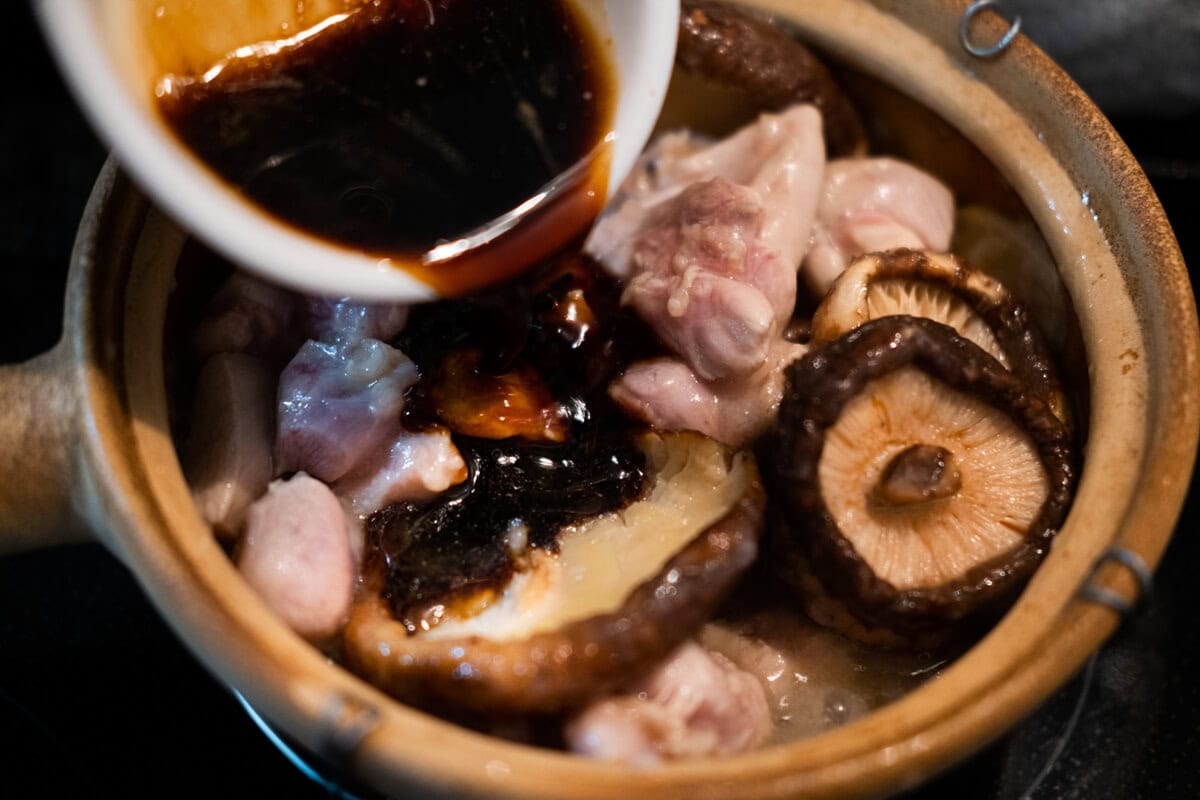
[2,4,1198,798]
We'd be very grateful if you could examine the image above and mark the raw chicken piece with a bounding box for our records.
[194,272,301,360]
[612,129,711,207]
[622,179,786,381]
[588,107,823,437]
[334,425,467,571]
[804,158,955,295]
[586,106,824,381]
[334,427,467,518]
[275,338,418,483]
[611,339,807,448]
[589,106,825,280]
[183,354,276,538]
[238,473,355,642]
[565,642,772,766]
[304,297,409,344]
[584,131,714,279]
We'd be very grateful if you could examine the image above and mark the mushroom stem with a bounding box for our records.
[872,444,962,507]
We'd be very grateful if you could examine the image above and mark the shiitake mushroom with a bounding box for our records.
[811,248,1070,426]
[365,430,648,629]
[344,432,764,713]
[761,316,1074,647]
[676,0,865,156]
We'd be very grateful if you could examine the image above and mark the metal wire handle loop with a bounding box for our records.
[1077,546,1154,616]
[959,0,1022,58]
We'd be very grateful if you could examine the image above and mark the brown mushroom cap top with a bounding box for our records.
[810,249,1068,426]
[761,315,1074,638]
[676,0,865,156]
[344,432,764,713]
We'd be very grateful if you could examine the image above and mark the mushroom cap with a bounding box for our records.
[810,248,1069,425]
[761,315,1074,641]
[675,0,865,156]
[343,432,764,713]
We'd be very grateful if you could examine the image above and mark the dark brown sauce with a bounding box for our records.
[368,433,646,632]
[367,253,662,630]
[157,0,615,296]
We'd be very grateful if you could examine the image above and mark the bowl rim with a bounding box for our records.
[60,1,1199,798]
[35,0,679,303]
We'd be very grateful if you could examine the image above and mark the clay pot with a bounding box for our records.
[1,1,1197,797]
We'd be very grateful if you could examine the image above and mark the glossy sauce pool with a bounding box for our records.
[156,0,615,296]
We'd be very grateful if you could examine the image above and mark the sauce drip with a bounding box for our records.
[156,0,615,295]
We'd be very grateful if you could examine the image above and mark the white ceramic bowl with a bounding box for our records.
[33,0,678,301]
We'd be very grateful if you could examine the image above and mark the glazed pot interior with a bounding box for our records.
[65,1,1197,798]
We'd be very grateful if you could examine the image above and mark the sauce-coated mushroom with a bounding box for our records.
[344,433,764,712]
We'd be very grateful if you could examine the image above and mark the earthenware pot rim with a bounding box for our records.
[23,0,1200,798]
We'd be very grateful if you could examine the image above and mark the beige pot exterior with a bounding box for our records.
[1,1,1197,798]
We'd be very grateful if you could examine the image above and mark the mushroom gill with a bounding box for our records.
[762,315,1074,646]
[343,432,764,713]
[810,248,1069,425]
[822,368,1048,591]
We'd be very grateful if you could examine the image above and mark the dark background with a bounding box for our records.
[2,3,1198,798]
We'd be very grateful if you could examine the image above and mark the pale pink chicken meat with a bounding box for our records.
[587,106,823,441]
[587,105,824,382]
[289,294,465,515]
[565,642,773,766]
[611,129,708,207]
[639,110,824,277]
[698,611,940,741]
[589,106,823,282]
[183,353,276,539]
[334,427,467,518]
[611,339,807,448]
[275,338,419,483]
[624,178,785,381]
[804,157,955,295]
[238,473,355,642]
[583,131,712,280]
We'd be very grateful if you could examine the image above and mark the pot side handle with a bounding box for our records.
[0,342,89,554]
